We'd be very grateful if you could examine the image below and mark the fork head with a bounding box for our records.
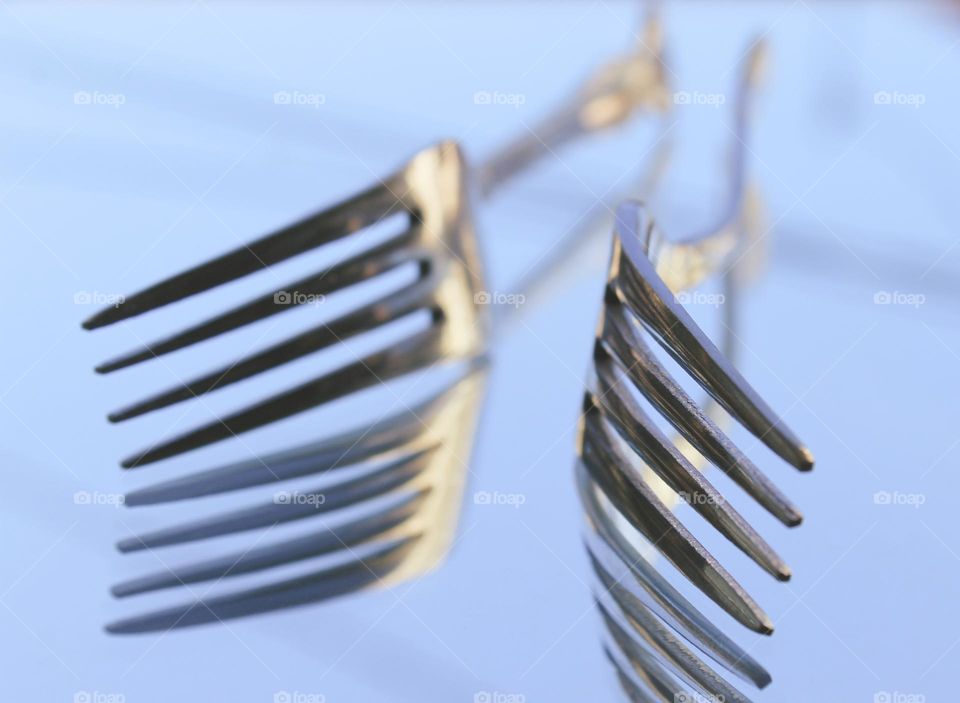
[82,17,676,634]
[575,38,816,700]
[577,200,813,701]
[81,138,495,632]
[80,11,678,468]
[84,139,488,468]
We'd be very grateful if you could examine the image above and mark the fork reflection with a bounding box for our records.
[107,363,488,634]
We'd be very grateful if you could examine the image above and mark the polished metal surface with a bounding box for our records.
[82,16,671,466]
[578,43,813,701]
[98,140,488,468]
[79,17,674,634]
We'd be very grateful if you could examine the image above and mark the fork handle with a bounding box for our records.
[474,103,592,198]
[475,15,670,199]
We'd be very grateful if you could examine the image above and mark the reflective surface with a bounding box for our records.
[1,3,959,701]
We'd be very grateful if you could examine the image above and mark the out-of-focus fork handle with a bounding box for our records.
[476,15,671,198]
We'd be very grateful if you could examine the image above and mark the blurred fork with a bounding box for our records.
[90,16,672,633]
[106,362,488,633]
[82,16,670,470]
[103,85,672,633]
[577,41,814,701]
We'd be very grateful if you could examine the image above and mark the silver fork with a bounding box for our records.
[577,42,814,701]
[90,18,672,633]
[83,18,670,469]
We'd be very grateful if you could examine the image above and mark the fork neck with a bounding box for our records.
[473,16,671,200]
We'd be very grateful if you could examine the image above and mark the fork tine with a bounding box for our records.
[594,588,750,703]
[600,294,802,526]
[591,346,791,581]
[117,445,435,552]
[597,603,696,703]
[122,369,460,505]
[579,405,775,635]
[95,232,424,374]
[112,490,428,597]
[107,277,433,422]
[603,644,663,703]
[82,178,407,331]
[105,536,419,634]
[611,202,814,472]
[120,320,445,468]
[577,465,771,688]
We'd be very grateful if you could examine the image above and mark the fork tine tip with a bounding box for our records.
[82,308,118,331]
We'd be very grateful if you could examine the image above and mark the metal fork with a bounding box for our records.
[90,18,672,633]
[577,42,814,701]
[82,17,669,469]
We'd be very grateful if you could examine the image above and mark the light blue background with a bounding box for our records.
[1,2,958,701]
